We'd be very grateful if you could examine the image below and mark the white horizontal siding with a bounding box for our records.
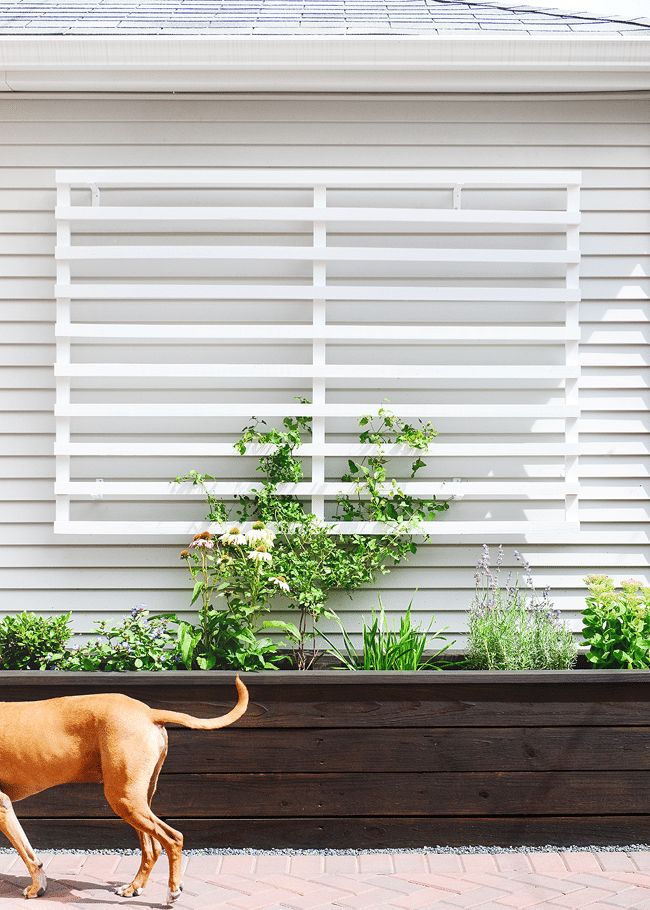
[0,93,648,640]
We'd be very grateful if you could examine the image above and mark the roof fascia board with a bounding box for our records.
[0,36,649,92]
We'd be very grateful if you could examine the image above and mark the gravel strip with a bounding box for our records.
[1,845,648,855]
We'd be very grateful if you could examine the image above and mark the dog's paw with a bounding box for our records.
[166,883,183,904]
[23,869,47,899]
[114,884,143,898]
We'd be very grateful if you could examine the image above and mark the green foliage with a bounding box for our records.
[176,610,282,672]
[175,406,449,669]
[177,470,228,524]
[466,546,577,671]
[582,574,650,669]
[323,597,450,670]
[338,408,445,525]
[176,525,288,670]
[59,607,180,671]
[0,611,73,670]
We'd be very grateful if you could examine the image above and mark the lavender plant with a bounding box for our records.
[466,545,577,670]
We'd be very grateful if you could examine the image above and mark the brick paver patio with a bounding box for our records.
[0,850,648,909]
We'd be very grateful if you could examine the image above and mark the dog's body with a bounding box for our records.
[0,677,248,901]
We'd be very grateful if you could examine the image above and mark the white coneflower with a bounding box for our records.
[220,526,247,546]
[271,576,290,593]
[189,537,214,550]
[247,521,275,546]
[247,528,275,547]
[248,545,272,563]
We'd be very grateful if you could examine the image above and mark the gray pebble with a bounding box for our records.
[0,844,647,856]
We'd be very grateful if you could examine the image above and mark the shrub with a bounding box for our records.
[323,597,450,670]
[582,575,650,669]
[176,407,449,669]
[0,611,72,670]
[466,545,577,671]
[176,605,283,672]
[60,607,180,671]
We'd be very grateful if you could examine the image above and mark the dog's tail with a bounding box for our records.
[150,675,249,730]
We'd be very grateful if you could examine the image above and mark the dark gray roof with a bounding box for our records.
[0,0,648,36]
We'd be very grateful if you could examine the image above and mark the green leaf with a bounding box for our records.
[190,580,204,605]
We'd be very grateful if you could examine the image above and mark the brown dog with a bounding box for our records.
[0,676,248,902]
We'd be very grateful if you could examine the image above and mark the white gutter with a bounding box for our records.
[0,35,649,92]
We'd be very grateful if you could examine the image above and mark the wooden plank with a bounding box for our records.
[55,282,580,303]
[55,364,578,381]
[162,726,650,773]
[27,122,644,146]
[54,205,580,227]
[52,520,583,537]
[17,771,650,817]
[1,669,649,686]
[4,99,647,124]
[54,404,580,418]
[56,245,580,264]
[1,680,649,728]
[96,681,650,729]
[18,815,650,850]
[55,323,580,343]
[56,168,582,188]
[55,480,577,499]
[53,442,579,458]
[23,527,650,546]
[21,818,135,850]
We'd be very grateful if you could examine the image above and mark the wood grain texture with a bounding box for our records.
[2,675,649,728]
[162,726,650,773]
[17,771,650,818]
[3,670,650,685]
[5,674,650,847]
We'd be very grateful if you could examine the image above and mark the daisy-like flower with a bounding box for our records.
[179,549,190,559]
[271,575,290,593]
[248,544,272,564]
[220,526,247,546]
[192,531,212,541]
[246,528,275,549]
[189,537,214,550]
[247,526,275,547]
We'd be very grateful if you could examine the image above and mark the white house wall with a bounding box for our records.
[0,93,648,642]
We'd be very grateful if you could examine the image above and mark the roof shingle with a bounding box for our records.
[0,0,648,36]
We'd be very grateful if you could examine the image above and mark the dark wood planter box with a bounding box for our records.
[3,670,649,849]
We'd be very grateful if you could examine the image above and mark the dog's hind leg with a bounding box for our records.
[106,794,184,905]
[114,730,167,898]
[115,830,163,899]
[0,791,46,899]
[105,727,183,904]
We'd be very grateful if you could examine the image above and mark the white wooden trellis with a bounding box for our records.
[53,168,581,537]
